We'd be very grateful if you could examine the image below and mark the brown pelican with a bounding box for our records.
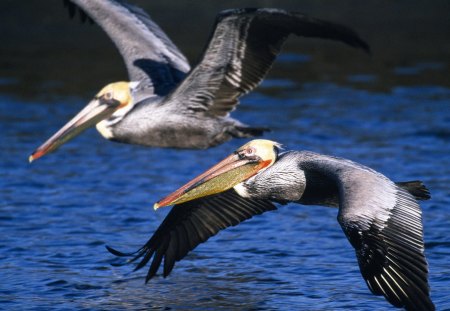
[29,1,369,162]
[108,140,434,311]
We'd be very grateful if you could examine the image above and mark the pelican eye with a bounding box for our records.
[104,91,113,100]
[236,146,258,160]
[244,147,256,156]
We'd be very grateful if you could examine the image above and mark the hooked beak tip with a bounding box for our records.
[29,149,45,163]
[153,203,160,210]
[29,97,117,163]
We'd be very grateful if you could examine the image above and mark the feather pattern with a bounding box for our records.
[107,189,276,282]
[338,183,433,311]
[163,8,369,117]
[243,150,434,311]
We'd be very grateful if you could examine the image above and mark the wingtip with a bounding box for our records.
[106,245,129,257]
[233,126,271,138]
[396,180,431,201]
[145,272,155,284]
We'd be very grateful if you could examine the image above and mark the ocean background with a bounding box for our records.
[1,1,449,310]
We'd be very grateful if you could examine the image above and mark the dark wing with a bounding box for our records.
[396,180,431,201]
[163,8,369,117]
[65,0,190,97]
[107,189,276,282]
[337,172,434,311]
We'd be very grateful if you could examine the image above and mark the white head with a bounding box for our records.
[30,81,140,162]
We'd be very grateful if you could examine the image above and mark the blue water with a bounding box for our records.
[1,77,450,310]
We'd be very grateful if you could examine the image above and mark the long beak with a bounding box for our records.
[29,98,118,162]
[154,153,271,209]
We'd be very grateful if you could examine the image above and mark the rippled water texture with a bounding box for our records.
[1,1,450,310]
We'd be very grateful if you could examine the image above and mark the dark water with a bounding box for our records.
[2,79,450,310]
[2,1,450,310]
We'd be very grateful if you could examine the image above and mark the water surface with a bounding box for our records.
[1,1,450,310]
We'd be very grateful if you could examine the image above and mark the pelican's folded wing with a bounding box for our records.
[107,189,276,282]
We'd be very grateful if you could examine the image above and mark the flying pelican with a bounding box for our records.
[29,1,369,162]
[108,140,434,311]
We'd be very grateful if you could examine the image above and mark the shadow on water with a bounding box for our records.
[1,1,449,310]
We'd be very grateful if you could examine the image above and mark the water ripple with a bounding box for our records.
[1,83,449,310]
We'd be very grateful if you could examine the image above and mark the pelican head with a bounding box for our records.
[29,81,139,162]
[154,139,281,209]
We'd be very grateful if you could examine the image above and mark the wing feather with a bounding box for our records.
[163,8,369,116]
[107,189,276,282]
[294,151,434,310]
[163,231,178,277]
[337,174,434,311]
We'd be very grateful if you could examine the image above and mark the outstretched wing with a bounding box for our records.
[163,8,369,117]
[65,0,190,97]
[337,171,434,311]
[107,189,276,282]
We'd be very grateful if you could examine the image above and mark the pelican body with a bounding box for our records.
[109,140,434,311]
[29,1,369,161]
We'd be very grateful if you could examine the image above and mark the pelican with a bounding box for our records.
[29,1,369,161]
[108,140,434,311]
